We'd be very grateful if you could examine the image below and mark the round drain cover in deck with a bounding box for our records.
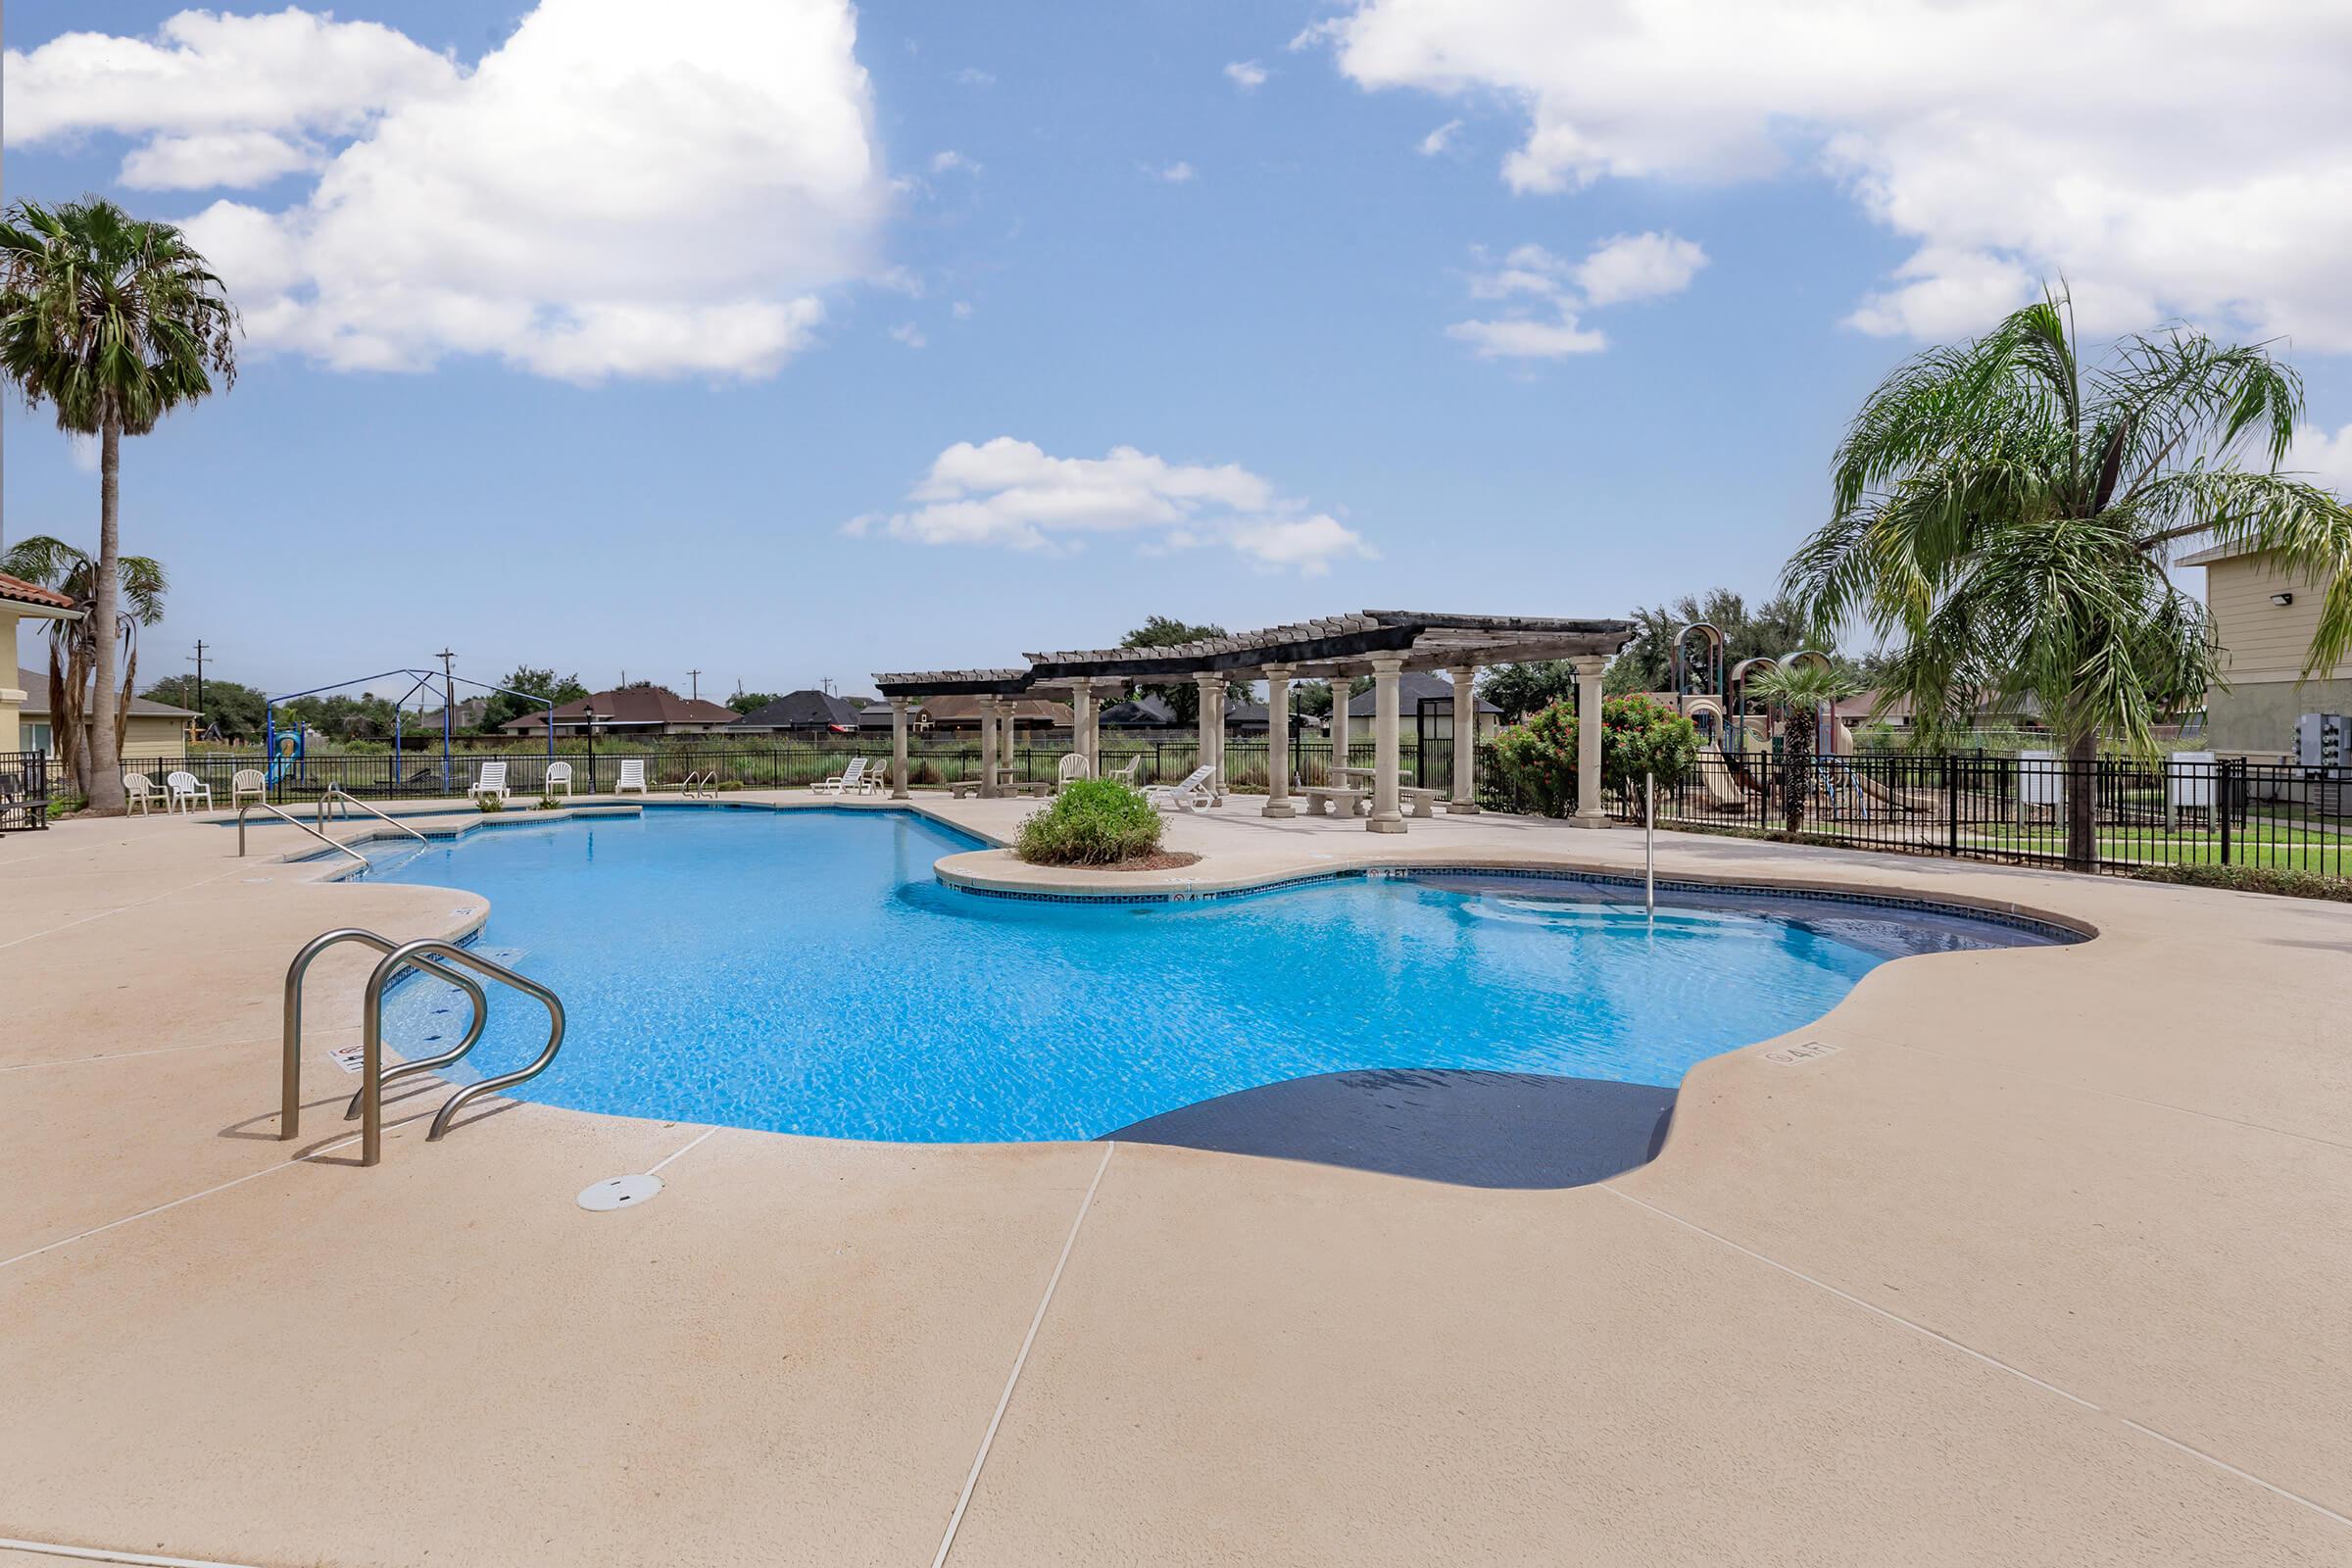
[577,1173,662,1211]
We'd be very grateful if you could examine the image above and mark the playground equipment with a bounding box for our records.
[265,665,557,798]
[1671,622,1727,743]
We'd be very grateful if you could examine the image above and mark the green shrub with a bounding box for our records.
[477,796,504,814]
[2132,863,2352,904]
[1487,694,1701,818]
[1014,779,1163,865]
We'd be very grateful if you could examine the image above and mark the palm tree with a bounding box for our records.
[1746,662,1859,834]
[1785,289,2352,867]
[0,536,167,797]
[0,198,236,813]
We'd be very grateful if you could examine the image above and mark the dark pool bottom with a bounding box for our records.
[1104,1068,1679,1190]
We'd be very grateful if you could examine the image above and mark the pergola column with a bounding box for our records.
[1001,705,1020,790]
[1262,663,1296,818]
[1366,656,1405,834]
[1447,664,1479,813]
[1070,681,1095,777]
[1570,654,1610,828]
[1194,672,1225,805]
[889,697,911,799]
[978,699,1001,799]
[1329,676,1351,783]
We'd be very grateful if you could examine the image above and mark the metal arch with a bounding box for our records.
[1670,621,1726,711]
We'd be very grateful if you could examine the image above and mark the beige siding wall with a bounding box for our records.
[2206,555,2348,682]
[118,716,190,761]
[0,607,22,754]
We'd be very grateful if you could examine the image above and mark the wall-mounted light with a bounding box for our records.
[2271,592,2295,607]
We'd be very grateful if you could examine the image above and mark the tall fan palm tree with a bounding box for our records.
[0,536,167,797]
[0,198,236,813]
[1784,289,2352,866]
[1746,662,1859,835]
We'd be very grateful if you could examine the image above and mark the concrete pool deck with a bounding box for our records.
[3,792,2348,1565]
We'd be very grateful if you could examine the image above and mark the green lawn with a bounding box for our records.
[1959,822,2350,872]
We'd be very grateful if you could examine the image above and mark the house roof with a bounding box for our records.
[729,689,863,728]
[0,572,77,614]
[17,670,197,719]
[501,685,739,731]
[1347,670,1500,716]
[1099,695,1175,727]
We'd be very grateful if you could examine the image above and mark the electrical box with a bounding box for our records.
[2297,712,2349,773]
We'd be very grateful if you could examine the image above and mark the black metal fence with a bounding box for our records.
[0,750,51,832]
[134,737,1418,802]
[1585,751,2350,878]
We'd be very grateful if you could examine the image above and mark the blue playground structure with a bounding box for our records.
[265,667,556,797]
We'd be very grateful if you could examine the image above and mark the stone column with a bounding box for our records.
[1329,677,1352,784]
[1001,706,1020,791]
[1193,672,1220,805]
[1570,655,1610,828]
[1262,663,1296,818]
[977,700,1000,799]
[889,697,911,799]
[1070,682,1095,778]
[1447,664,1479,813]
[1367,656,1405,834]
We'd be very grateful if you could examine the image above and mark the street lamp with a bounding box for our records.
[584,708,608,794]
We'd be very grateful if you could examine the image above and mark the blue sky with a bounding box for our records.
[6,1,2348,701]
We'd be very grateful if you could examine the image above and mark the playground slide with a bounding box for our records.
[1828,720,1934,812]
[1698,741,1756,809]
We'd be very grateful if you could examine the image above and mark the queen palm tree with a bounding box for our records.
[0,536,167,797]
[1746,662,1859,835]
[1784,289,2352,867]
[0,198,236,813]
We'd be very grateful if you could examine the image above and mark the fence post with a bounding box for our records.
[1946,755,1959,855]
[2219,759,2235,866]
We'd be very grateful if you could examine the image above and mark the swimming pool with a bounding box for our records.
[355,808,2063,1145]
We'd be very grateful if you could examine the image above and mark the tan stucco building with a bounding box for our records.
[2184,543,2352,755]
[2,573,80,757]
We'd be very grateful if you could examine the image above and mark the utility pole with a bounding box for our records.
[436,649,457,794]
[185,640,209,730]
[689,668,703,702]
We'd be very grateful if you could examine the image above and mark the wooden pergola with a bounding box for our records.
[877,611,1635,831]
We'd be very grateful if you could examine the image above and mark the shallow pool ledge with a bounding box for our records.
[930,844,2100,938]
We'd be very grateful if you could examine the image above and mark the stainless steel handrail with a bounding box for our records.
[680,769,715,798]
[281,928,489,1144]
[318,785,428,843]
[362,939,565,1159]
[239,801,368,863]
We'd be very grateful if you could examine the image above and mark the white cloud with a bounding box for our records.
[889,321,927,349]
[2289,423,2352,497]
[1574,231,1708,306]
[929,149,979,175]
[67,433,99,474]
[951,301,974,319]
[1310,0,2352,349]
[1446,315,1605,359]
[1224,60,1268,90]
[1156,161,1198,183]
[1448,232,1702,359]
[858,438,1371,573]
[955,67,995,87]
[4,8,458,187]
[1418,119,1463,157]
[50,1,888,382]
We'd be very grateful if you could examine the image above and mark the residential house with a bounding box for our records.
[500,685,740,739]
[17,666,199,762]
[914,695,1073,731]
[2182,541,2352,755]
[1338,672,1500,742]
[1098,694,1176,728]
[728,689,864,733]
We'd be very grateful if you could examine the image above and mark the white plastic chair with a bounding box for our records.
[814,757,868,796]
[1055,753,1094,790]
[230,768,268,808]
[165,769,214,812]
[614,759,648,795]
[1142,764,1216,814]
[468,760,511,807]
[545,760,573,798]
[122,771,162,815]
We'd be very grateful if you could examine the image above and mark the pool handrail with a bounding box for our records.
[318,785,429,843]
[239,800,368,864]
[362,937,566,1158]
[281,927,489,1144]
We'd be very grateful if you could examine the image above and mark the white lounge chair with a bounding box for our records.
[545,760,573,798]
[814,757,868,796]
[230,767,268,808]
[1142,764,1216,814]
[1055,753,1094,791]
[468,761,511,807]
[165,769,214,813]
[122,771,162,815]
[615,759,648,795]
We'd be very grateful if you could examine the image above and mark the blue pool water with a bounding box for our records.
[355,808,2058,1144]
